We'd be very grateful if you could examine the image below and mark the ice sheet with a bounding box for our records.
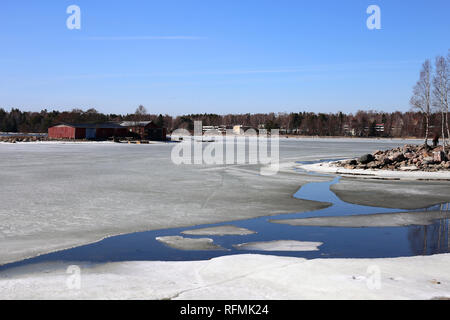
[0,138,440,265]
[1,254,449,300]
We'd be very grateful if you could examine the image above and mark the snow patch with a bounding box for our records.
[300,162,450,181]
[234,240,322,252]
[181,225,256,236]
[156,236,226,251]
[1,254,450,300]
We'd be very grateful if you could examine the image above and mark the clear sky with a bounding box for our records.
[0,0,449,115]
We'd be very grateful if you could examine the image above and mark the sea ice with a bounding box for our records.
[182,225,256,236]
[271,210,450,227]
[234,240,323,251]
[1,253,449,300]
[156,236,225,251]
[0,138,445,265]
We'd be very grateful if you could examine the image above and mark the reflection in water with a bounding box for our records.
[408,204,450,255]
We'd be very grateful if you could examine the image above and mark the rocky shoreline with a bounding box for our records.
[337,144,450,172]
[0,136,48,143]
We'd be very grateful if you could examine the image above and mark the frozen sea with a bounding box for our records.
[1,138,450,269]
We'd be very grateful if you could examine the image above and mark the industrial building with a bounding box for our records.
[48,121,166,141]
[48,123,128,140]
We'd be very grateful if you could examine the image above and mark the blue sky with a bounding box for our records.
[0,0,449,115]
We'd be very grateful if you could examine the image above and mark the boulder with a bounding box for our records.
[433,151,447,163]
[342,159,357,166]
[404,152,414,159]
[402,145,412,153]
[359,154,374,164]
[389,152,405,162]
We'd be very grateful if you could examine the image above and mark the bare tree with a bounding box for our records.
[133,105,149,125]
[447,51,450,148]
[410,60,433,145]
[433,56,449,151]
[135,105,148,118]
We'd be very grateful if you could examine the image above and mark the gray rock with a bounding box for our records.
[389,152,405,162]
[433,151,447,163]
[359,154,374,164]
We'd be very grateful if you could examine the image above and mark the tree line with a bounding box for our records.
[1,106,447,138]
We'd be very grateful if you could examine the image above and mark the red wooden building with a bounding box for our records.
[48,123,128,140]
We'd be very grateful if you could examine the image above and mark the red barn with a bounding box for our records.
[48,123,128,140]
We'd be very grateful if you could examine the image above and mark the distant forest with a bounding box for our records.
[0,107,447,138]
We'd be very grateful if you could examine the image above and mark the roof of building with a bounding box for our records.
[119,121,153,127]
[52,123,124,129]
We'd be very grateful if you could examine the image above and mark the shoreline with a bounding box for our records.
[0,135,425,143]
[299,161,450,181]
